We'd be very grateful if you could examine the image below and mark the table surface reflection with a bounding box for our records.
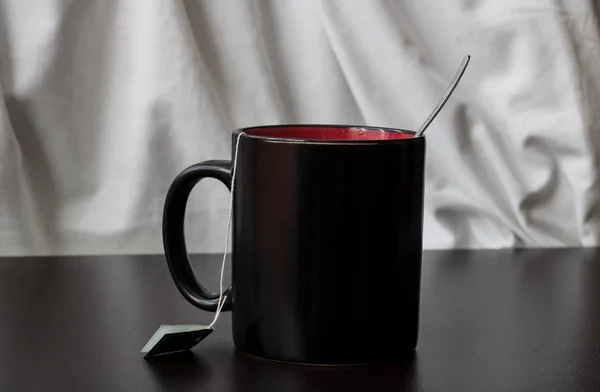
[1,249,599,391]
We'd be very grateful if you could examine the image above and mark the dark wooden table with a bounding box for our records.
[1,249,600,391]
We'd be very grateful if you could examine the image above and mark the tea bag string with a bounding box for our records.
[209,132,246,328]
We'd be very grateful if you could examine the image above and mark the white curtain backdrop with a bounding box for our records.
[1,0,600,255]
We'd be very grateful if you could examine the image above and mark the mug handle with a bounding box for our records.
[162,160,233,312]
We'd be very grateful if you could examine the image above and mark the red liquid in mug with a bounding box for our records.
[246,126,413,141]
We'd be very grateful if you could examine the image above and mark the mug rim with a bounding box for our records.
[233,124,422,145]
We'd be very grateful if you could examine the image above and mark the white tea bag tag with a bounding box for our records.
[141,324,213,358]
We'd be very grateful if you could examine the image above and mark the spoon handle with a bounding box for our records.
[414,55,471,138]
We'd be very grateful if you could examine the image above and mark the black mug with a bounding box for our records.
[163,124,425,365]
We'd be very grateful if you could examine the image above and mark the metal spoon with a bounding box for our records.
[414,55,471,138]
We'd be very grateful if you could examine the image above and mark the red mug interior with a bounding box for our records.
[245,126,413,141]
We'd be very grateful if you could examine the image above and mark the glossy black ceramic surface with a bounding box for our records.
[163,124,426,364]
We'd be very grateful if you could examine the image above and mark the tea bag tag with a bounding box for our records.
[141,294,227,358]
[141,325,214,358]
[141,292,228,358]
[141,133,245,359]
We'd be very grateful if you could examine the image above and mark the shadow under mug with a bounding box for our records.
[162,124,426,365]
